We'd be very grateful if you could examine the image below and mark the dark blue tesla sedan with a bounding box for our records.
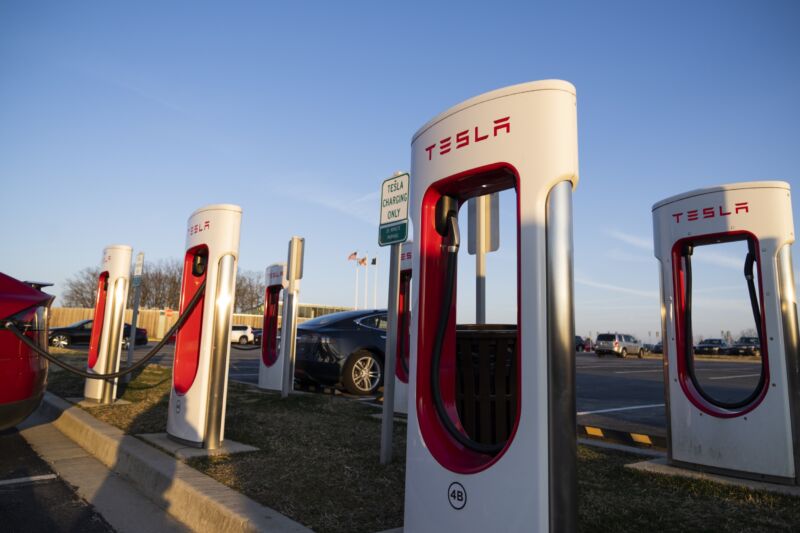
[295,309,387,395]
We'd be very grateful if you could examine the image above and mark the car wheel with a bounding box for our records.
[343,351,383,395]
[238,336,248,345]
[619,348,627,358]
[637,348,643,359]
[51,334,70,348]
[754,349,761,358]
[596,351,603,358]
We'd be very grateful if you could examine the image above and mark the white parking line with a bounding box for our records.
[577,403,665,416]
[0,474,57,487]
[708,373,761,381]
[614,369,662,374]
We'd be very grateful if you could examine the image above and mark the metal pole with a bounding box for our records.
[125,252,144,383]
[125,285,142,383]
[546,181,576,532]
[354,265,359,310]
[363,253,369,309]
[281,237,304,398]
[380,243,401,464]
[205,254,236,449]
[476,195,487,324]
[373,258,378,309]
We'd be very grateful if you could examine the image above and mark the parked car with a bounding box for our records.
[295,309,387,395]
[652,342,663,354]
[725,337,761,356]
[594,333,643,358]
[49,319,148,348]
[230,324,254,345]
[642,343,654,354]
[694,338,728,355]
[251,328,263,345]
[575,335,586,351]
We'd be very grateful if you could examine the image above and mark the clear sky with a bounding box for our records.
[1,1,798,342]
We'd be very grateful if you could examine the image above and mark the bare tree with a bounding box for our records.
[62,260,265,313]
[235,269,265,313]
[138,258,182,309]
[61,267,101,307]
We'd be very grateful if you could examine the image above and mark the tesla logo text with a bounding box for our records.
[672,202,749,224]
[269,271,283,281]
[188,220,211,236]
[424,116,510,161]
[401,251,412,261]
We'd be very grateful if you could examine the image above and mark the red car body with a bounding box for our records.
[0,272,53,431]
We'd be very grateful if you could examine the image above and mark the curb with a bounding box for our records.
[38,392,311,533]
[578,423,667,450]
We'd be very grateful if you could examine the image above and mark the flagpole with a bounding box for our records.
[363,252,369,309]
[354,263,360,309]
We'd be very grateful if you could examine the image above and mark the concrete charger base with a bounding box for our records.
[139,433,258,459]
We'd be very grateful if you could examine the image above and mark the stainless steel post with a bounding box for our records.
[545,180,576,532]
[281,237,304,398]
[205,254,236,450]
[380,243,401,464]
[100,277,127,404]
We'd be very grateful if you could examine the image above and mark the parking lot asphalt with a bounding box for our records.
[0,428,113,533]
[113,343,765,438]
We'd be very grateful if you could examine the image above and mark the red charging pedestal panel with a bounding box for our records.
[173,245,208,395]
[87,272,109,369]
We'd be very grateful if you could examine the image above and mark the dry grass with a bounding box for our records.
[46,365,800,533]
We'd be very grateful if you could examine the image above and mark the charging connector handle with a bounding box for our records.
[3,279,206,380]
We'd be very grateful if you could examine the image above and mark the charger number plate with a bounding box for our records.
[448,482,467,510]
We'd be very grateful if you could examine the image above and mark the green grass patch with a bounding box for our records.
[46,364,800,533]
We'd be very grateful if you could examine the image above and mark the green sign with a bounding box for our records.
[379,173,410,246]
[379,221,408,246]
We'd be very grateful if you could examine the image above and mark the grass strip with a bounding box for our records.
[46,365,800,533]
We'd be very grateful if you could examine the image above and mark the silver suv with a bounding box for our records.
[595,333,643,358]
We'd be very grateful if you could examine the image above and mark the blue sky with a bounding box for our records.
[1,1,798,341]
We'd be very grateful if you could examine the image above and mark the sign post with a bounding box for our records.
[124,252,144,383]
[468,194,499,324]
[379,172,409,465]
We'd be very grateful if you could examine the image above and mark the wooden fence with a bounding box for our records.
[50,303,353,340]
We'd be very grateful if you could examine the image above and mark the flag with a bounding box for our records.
[358,257,367,266]
[347,251,357,261]
[371,258,377,265]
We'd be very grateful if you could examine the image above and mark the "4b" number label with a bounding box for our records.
[447,482,467,510]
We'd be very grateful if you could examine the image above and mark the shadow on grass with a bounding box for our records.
[188,384,406,533]
[47,359,800,533]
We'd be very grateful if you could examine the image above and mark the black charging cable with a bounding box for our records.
[2,280,206,380]
[430,202,505,455]
[682,243,765,409]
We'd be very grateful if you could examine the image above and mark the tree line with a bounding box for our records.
[60,259,266,314]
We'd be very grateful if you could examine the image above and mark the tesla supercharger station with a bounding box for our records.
[653,181,800,483]
[84,245,132,404]
[404,80,579,532]
[167,204,241,449]
[258,262,287,391]
[393,241,412,415]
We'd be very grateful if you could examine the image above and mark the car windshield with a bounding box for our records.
[66,319,91,328]
[597,334,615,341]
[736,337,759,345]
[703,339,723,345]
